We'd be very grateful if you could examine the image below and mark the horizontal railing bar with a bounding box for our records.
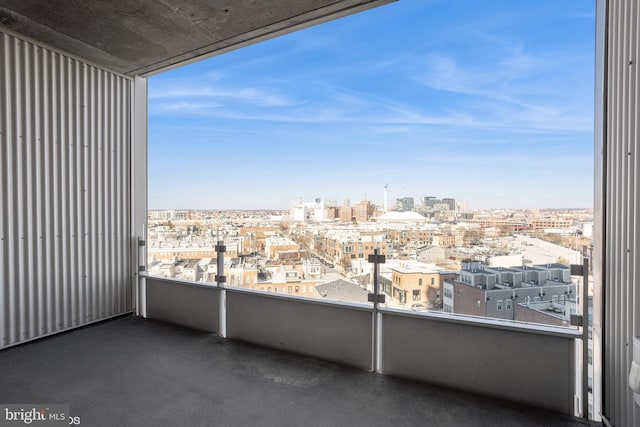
[142,274,218,290]
[223,284,374,312]
[380,307,582,339]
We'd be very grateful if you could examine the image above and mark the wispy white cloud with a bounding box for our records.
[150,86,297,107]
[418,50,546,104]
[155,101,222,112]
[150,86,588,133]
[149,72,300,108]
[150,41,591,134]
[412,46,592,133]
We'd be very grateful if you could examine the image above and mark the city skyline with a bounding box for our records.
[148,0,595,210]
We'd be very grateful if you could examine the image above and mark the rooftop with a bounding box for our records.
[387,260,442,274]
[460,268,493,275]
[376,211,428,222]
[534,264,570,270]
[487,266,524,272]
[315,279,369,303]
[520,301,569,321]
[266,237,298,245]
[511,266,543,272]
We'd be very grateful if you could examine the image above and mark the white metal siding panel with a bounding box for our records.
[603,0,640,425]
[0,32,132,348]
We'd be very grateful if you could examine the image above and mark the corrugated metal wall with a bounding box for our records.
[603,0,640,425]
[0,31,133,349]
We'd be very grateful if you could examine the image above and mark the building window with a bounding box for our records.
[288,286,292,293]
[505,299,512,310]
[295,286,300,293]
[419,278,423,286]
[431,278,435,285]
[497,300,503,311]
[412,290,421,300]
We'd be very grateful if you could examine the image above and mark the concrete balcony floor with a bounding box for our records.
[0,316,595,427]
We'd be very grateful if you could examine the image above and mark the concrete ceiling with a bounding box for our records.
[0,0,394,76]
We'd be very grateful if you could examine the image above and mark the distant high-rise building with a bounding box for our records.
[353,200,375,222]
[424,197,440,208]
[455,200,469,215]
[396,197,414,212]
[442,198,456,211]
[290,199,306,222]
[290,198,328,222]
[339,198,353,222]
[327,206,339,219]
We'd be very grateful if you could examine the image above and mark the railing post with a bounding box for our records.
[570,257,591,419]
[215,241,227,338]
[582,257,589,419]
[137,236,147,317]
[368,249,386,372]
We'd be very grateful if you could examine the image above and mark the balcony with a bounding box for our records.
[0,313,594,427]
[1,0,639,425]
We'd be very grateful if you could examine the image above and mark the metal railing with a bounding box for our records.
[142,242,585,416]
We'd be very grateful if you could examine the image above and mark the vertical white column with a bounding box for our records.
[592,0,606,421]
[132,76,147,317]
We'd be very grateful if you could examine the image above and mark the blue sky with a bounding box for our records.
[148,0,595,210]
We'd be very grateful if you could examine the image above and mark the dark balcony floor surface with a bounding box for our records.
[0,316,595,427]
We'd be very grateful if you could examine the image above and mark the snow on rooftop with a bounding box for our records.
[376,211,427,222]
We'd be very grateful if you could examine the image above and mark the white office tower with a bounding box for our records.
[291,199,306,222]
